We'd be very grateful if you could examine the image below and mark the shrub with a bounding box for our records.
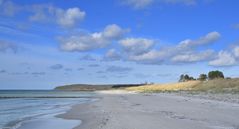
[179,74,195,82]
[208,70,224,80]
[198,74,207,81]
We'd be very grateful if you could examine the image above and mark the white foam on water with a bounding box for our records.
[16,116,81,129]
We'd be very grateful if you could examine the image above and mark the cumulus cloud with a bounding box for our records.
[119,38,155,55]
[209,51,236,66]
[106,65,133,73]
[127,50,165,64]
[0,40,18,52]
[55,8,85,28]
[98,37,162,64]
[30,5,85,28]
[122,0,197,9]
[115,31,220,64]
[50,64,64,70]
[233,46,239,58]
[171,50,215,63]
[59,24,128,52]
[0,1,85,28]
[177,31,220,50]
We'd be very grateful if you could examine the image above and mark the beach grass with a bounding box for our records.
[126,78,239,93]
[126,81,201,93]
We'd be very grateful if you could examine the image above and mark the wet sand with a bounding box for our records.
[61,91,239,129]
[17,115,80,129]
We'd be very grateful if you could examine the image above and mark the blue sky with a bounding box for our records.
[0,0,239,89]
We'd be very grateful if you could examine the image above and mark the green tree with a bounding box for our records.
[198,74,207,81]
[208,70,224,80]
[189,77,196,80]
[184,74,190,80]
[179,74,195,82]
[179,74,185,82]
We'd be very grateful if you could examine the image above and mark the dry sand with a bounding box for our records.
[60,91,239,129]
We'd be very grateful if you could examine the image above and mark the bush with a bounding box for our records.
[208,70,224,80]
[198,74,207,81]
[179,74,195,82]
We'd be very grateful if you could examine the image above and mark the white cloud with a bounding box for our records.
[177,31,220,50]
[59,24,128,52]
[116,32,219,64]
[119,38,155,55]
[0,1,85,28]
[233,46,239,58]
[103,24,129,39]
[123,0,197,9]
[30,6,85,28]
[209,51,237,66]
[171,50,215,63]
[128,50,165,64]
[55,7,85,28]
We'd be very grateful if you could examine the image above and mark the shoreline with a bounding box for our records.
[3,98,96,129]
[13,98,97,129]
[60,91,239,129]
[10,90,239,129]
[17,114,80,129]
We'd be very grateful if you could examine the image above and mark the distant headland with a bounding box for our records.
[54,84,144,91]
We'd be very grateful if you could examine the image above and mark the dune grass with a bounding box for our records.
[192,78,239,93]
[126,78,239,93]
[126,81,201,93]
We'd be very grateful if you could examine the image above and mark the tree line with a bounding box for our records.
[179,70,225,82]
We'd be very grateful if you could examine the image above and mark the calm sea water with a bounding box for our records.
[0,90,95,129]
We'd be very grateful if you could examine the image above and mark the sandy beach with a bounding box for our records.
[59,91,239,129]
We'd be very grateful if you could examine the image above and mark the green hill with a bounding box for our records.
[54,84,143,91]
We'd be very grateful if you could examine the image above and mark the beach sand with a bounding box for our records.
[59,91,239,129]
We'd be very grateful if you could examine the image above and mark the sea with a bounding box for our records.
[0,90,95,129]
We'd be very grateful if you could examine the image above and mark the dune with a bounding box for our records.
[126,78,239,93]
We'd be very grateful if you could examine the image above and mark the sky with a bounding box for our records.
[0,0,239,89]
